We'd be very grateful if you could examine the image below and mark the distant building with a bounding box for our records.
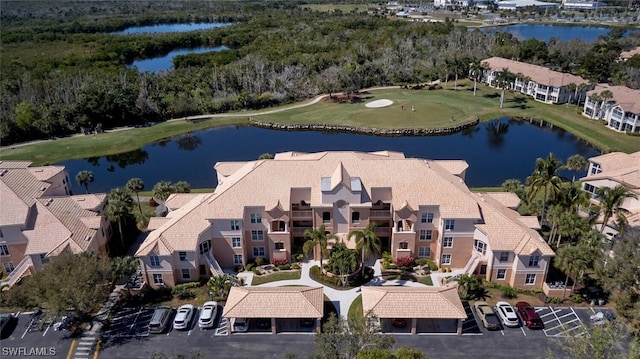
[0,161,111,288]
[496,0,558,10]
[582,84,640,133]
[620,46,640,61]
[136,151,555,292]
[482,57,590,104]
[562,0,604,9]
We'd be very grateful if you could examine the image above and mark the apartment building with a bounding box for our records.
[482,57,590,104]
[582,84,640,133]
[135,151,554,290]
[580,151,640,240]
[0,161,111,287]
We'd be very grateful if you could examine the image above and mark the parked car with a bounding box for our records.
[198,301,218,329]
[495,301,520,328]
[474,301,501,331]
[148,306,173,334]
[232,318,249,332]
[173,304,194,330]
[0,313,17,339]
[256,318,271,329]
[392,318,407,328]
[516,301,544,329]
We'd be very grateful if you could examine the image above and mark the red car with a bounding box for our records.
[516,302,543,329]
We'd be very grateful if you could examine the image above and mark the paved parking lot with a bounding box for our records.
[0,311,75,358]
[537,306,588,337]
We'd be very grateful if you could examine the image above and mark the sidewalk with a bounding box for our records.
[246,259,434,318]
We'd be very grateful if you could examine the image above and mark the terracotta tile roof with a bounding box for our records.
[72,194,107,211]
[583,151,640,190]
[518,216,542,230]
[147,217,170,231]
[165,193,205,211]
[0,161,32,169]
[27,166,65,181]
[587,84,640,114]
[482,57,588,86]
[432,160,469,177]
[0,168,50,206]
[484,192,521,209]
[214,162,250,178]
[0,181,30,225]
[22,202,73,255]
[475,193,553,255]
[222,286,323,318]
[621,46,640,59]
[361,285,467,319]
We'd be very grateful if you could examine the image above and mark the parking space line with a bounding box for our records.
[42,321,52,336]
[519,327,526,336]
[544,322,565,332]
[66,339,77,359]
[556,312,575,320]
[21,324,30,339]
[126,308,143,336]
[563,325,585,335]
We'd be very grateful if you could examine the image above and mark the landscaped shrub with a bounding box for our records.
[272,258,288,266]
[394,256,415,268]
[415,258,428,267]
[171,282,199,300]
[501,285,518,299]
[255,257,266,266]
[277,264,291,270]
[235,265,245,272]
[245,262,255,271]
[546,296,563,304]
[426,259,438,271]
[570,294,584,303]
[291,263,300,270]
[252,267,261,275]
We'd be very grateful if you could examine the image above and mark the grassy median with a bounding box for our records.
[2,81,637,165]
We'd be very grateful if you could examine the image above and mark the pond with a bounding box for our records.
[113,22,232,35]
[59,118,600,193]
[129,46,229,73]
[477,24,636,42]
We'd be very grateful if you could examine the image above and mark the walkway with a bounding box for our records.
[237,259,457,319]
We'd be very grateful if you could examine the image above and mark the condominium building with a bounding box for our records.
[582,84,640,133]
[135,151,554,291]
[0,161,111,287]
[482,57,590,104]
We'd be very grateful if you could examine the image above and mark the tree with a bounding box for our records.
[526,153,564,225]
[596,229,640,335]
[495,68,514,109]
[172,181,191,193]
[258,153,273,159]
[76,170,95,194]
[15,101,41,133]
[349,222,381,278]
[326,243,358,286]
[207,274,236,301]
[588,92,603,119]
[3,252,113,320]
[125,178,145,214]
[106,187,133,245]
[501,178,526,199]
[303,225,332,269]
[547,321,639,359]
[469,59,486,97]
[111,256,139,282]
[565,154,588,183]
[312,313,394,359]
[152,180,173,202]
[554,245,593,300]
[595,185,638,234]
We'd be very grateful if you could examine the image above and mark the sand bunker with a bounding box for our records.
[365,99,393,108]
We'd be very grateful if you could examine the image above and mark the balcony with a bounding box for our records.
[370,210,391,218]
[291,210,312,219]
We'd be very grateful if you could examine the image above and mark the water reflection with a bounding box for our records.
[176,133,202,151]
[486,119,510,148]
[86,149,149,171]
[113,22,232,35]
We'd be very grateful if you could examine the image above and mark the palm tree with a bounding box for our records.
[106,188,133,246]
[555,245,592,300]
[152,180,173,202]
[599,90,614,117]
[588,92,603,119]
[566,154,588,183]
[595,185,638,234]
[125,178,145,214]
[565,83,577,104]
[526,153,564,225]
[495,68,514,109]
[469,59,486,96]
[349,222,382,278]
[303,225,333,269]
[75,170,94,194]
[575,82,590,108]
[172,181,191,193]
[555,182,591,213]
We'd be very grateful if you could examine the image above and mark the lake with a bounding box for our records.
[129,46,229,73]
[113,22,232,35]
[478,24,636,42]
[59,118,600,194]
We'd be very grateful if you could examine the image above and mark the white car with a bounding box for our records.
[232,318,249,333]
[198,301,218,329]
[173,304,195,330]
[495,301,520,327]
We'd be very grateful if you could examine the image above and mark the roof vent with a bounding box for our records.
[45,198,53,206]
[0,169,7,176]
[85,235,92,241]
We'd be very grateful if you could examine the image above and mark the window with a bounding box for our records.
[419,230,432,241]
[499,252,509,262]
[590,163,602,175]
[421,212,434,223]
[253,247,265,257]
[322,212,331,224]
[441,254,452,265]
[497,269,506,280]
[251,230,264,241]
[40,253,49,264]
[0,244,9,256]
[584,183,596,194]
[474,239,487,255]
[4,262,15,273]
[525,274,536,285]
[181,269,190,280]
[199,240,211,254]
[351,212,360,224]
[150,255,160,267]
[152,274,163,284]
[250,213,262,224]
[234,254,243,265]
[232,237,241,248]
[445,219,455,230]
[399,242,408,250]
[230,220,240,230]
[418,247,431,257]
[275,242,285,250]
[179,252,187,261]
[528,255,540,267]
[443,237,453,248]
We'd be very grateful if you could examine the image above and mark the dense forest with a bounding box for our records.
[1,0,639,145]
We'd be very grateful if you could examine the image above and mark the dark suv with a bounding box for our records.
[516,302,543,329]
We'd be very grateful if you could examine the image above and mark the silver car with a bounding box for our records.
[173,304,195,330]
[496,301,520,327]
[198,301,218,329]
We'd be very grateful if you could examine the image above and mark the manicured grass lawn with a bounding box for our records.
[418,276,433,286]
[348,294,364,325]
[3,80,638,165]
[250,270,301,285]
